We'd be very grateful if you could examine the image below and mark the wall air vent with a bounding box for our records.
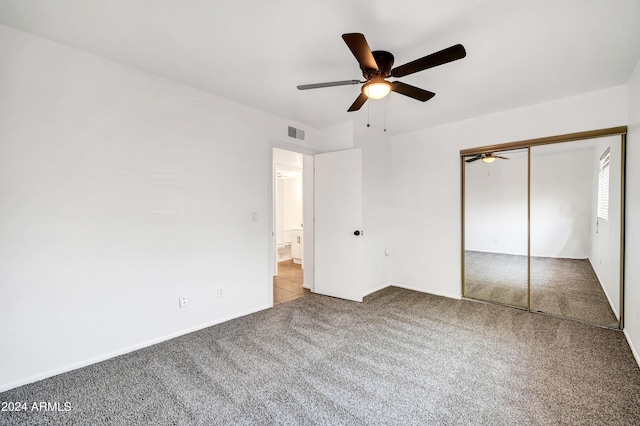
[288,126,305,141]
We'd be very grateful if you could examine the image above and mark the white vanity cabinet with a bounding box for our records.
[289,229,303,263]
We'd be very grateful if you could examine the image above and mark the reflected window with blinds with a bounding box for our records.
[598,147,610,221]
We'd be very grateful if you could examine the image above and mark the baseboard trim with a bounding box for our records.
[390,283,462,300]
[623,329,640,369]
[588,257,620,319]
[362,284,391,297]
[0,304,271,393]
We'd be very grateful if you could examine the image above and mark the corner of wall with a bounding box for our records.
[315,120,356,153]
[623,58,640,368]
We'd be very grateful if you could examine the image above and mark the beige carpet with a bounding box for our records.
[464,251,529,308]
[464,250,618,326]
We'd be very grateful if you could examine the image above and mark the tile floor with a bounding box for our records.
[273,260,310,305]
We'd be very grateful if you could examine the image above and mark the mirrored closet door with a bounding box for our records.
[463,148,528,309]
[530,137,622,327]
[461,127,626,329]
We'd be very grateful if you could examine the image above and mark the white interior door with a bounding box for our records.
[314,148,363,302]
[302,154,314,290]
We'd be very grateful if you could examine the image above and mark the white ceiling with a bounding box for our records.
[1,0,639,135]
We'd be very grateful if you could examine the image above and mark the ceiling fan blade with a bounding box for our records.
[342,33,379,71]
[297,80,362,90]
[391,81,435,102]
[465,156,482,163]
[391,44,466,78]
[494,155,509,160]
[348,92,368,112]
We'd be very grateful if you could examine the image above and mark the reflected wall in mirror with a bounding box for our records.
[463,149,528,308]
[530,137,621,327]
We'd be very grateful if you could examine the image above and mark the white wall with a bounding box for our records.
[530,144,594,258]
[316,121,355,153]
[388,85,628,299]
[0,25,330,391]
[283,176,302,230]
[353,123,392,296]
[589,136,622,319]
[465,151,528,255]
[624,59,640,364]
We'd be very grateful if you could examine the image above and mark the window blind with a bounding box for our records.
[597,147,610,221]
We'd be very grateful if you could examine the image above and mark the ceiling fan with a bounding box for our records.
[465,153,510,163]
[297,33,466,112]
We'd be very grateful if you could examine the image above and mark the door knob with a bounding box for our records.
[354,230,362,236]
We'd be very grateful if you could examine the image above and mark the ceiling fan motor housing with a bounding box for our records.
[363,50,395,78]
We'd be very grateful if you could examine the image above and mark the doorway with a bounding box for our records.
[272,147,313,305]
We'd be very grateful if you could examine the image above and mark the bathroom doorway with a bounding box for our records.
[272,147,313,305]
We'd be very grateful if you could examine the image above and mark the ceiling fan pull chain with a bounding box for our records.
[367,102,370,127]
[384,97,387,132]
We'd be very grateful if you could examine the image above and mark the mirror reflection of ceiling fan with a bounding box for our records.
[465,153,510,163]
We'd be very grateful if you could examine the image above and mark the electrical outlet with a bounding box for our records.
[179,296,188,308]
[217,287,224,298]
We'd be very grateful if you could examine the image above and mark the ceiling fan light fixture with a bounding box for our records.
[363,80,391,99]
[482,155,496,163]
